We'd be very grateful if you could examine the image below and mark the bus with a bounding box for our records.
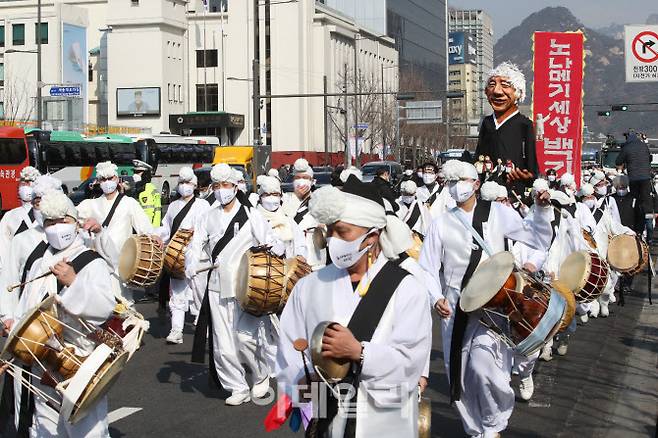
[0,127,30,212]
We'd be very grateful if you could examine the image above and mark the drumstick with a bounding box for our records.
[6,271,54,293]
[195,264,218,274]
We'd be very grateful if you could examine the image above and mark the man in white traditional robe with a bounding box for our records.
[276,175,431,438]
[396,180,431,236]
[186,164,285,406]
[156,167,211,344]
[0,166,41,274]
[415,162,442,205]
[419,160,553,438]
[77,161,156,302]
[1,191,116,438]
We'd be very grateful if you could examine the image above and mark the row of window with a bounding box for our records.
[167,40,183,61]
[0,23,48,47]
[167,83,184,104]
[196,49,218,68]
[196,83,219,111]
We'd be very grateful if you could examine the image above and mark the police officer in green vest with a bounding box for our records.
[132,160,161,227]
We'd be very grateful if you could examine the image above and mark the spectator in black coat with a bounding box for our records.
[371,167,399,212]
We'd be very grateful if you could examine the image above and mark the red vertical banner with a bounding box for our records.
[533,31,585,185]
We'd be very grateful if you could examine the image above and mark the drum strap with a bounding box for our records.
[449,199,491,404]
[0,374,15,433]
[56,250,103,293]
[192,205,250,370]
[101,193,125,228]
[170,197,196,238]
[405,202,422,230]
[16,364,35,438]
[314,261,410,436]
[20,241,49,295]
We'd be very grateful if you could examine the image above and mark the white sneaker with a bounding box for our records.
[600,300,609,317]
[539,343,553,361]
[556,339,569,356]
[589,301,600,318]
[166,329,183,344]
[519,375,534,401]
[225,391,251,406]
[578,313,589,324]
[251,377,270,399]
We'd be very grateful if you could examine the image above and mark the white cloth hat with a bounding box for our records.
[487,61,526,103]
[559,173,575,187]
[20,166,41,182]
[178,167,198,185]
[579,183,594,197]
[589,170,606,186]
[258,176,281,195]
[294,158,314,177]
[96,161,118,179]
[33,174,63,198]
[442,160,478,181]
[480,181,501,201]
[532,178,549,193]
[40,191,77,220]
[267,168,280,180]
[233,168,245,182]
[497,185,509,199]
[210,163,239,184]
[339,166,362,183]
[400,180,417,195]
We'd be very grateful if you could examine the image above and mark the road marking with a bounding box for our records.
[108,407,143,424]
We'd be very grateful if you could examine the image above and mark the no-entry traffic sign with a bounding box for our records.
[625,25,658,82]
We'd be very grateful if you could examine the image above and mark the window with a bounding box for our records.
[168,83,172,102]
[196,84,218,111]
[0,63,4,87]
[88,61,93,82]
[13,24,25,46]
[34,22,48,44]
[0,102,4,119]
[196,49,218,68]
[0,25,5,47]
[178,85,182,103]
[0,138,28,164]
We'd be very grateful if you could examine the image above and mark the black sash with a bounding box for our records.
[101,193,125,228]
[294,198,310,224]
[405,203,422,229]
[593,197,609,224]
[170,197,196,238]
[27,208,34,223]
[14,221,29,236]
[192,205,250,372]
[449,200,492,403]
[20,241,49,294]
[314,262,410,436]
[426,184,440,206]
[56,250,103,293]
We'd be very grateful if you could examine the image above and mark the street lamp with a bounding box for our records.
[395,92,416,163]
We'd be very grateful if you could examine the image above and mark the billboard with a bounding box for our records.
[116,87,161,117]
[62,23,87,123]
[532,31,585,184]
[449,32,476,65]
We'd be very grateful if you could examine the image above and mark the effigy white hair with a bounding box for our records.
[487,61,526,103]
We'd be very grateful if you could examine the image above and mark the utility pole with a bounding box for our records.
[220,2,226,112]
[323,75,328,166]
[252,0,262,167]
[37,0,43,129]
[353,36,359,167]
[343,63,349,167]
[203,0,208,111]
[395,102,400,163]
[381,63,385,159]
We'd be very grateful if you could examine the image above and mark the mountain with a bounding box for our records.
[595,23,624,40]
[647,13,658,25]
[494,6,657,137]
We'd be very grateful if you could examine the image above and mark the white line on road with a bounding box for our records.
[108,407,143,424]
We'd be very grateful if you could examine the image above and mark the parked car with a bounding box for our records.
[360,161,404,184]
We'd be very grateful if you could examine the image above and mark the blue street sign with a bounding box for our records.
[49,86,81,97]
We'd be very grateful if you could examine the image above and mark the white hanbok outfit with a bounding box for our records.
[419,201,552,437]
[0,202,36,273]
[12,237,116,438]
[428,186,456,219]
[77,193,154,301]
[276,253,432,438]
[415,183,440,205]
[157,197,211,328]
[186,201,284,394]
[396,198,431,236]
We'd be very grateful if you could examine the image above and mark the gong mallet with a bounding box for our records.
[293,338,313,386]
[6,271,55,293]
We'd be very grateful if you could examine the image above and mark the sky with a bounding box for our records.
[448,0,658,40]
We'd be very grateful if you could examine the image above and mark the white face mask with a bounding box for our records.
[328,229,374,269]
[595,185,608,196]
[260,195,281,212]
[100,179,118,195]
[178,183,195,198]
[293,178,313,192]
[584,198,596,209]
[617,189,628,197]
[400,195,415,205]
[215,187,237,205]
[237,182,248,193]
[19,185,34,203]
[132,173,142,183]
[422,173,436,185]
[45,222,77,250]
[33,209,44,227]
[449,180,475,203]
[547,175,556,182]
[416,172,423,178]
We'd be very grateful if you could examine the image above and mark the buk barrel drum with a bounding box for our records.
[607,234,649,276]
[460,252,567,356]
[1,296,129,424]
[406,231,424,261]
[281,257,312,312]
[551,280,577,332]
[418,396,432,438]
[119,235,164,289]
[310,321,351,384]
[163,229,194,279]
[559,251,610,303]
[101,301,149,359]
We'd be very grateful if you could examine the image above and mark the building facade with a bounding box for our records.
[448,31,479,143]
[448,8,494,118]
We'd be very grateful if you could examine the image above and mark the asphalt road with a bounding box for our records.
[2,277,656,437]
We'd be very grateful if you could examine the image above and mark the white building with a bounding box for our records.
[0,0,398,161]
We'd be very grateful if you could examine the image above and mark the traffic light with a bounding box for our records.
[611,105,628,111]
[598,110,611,117]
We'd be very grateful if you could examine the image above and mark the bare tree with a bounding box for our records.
[1,72,36,123]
